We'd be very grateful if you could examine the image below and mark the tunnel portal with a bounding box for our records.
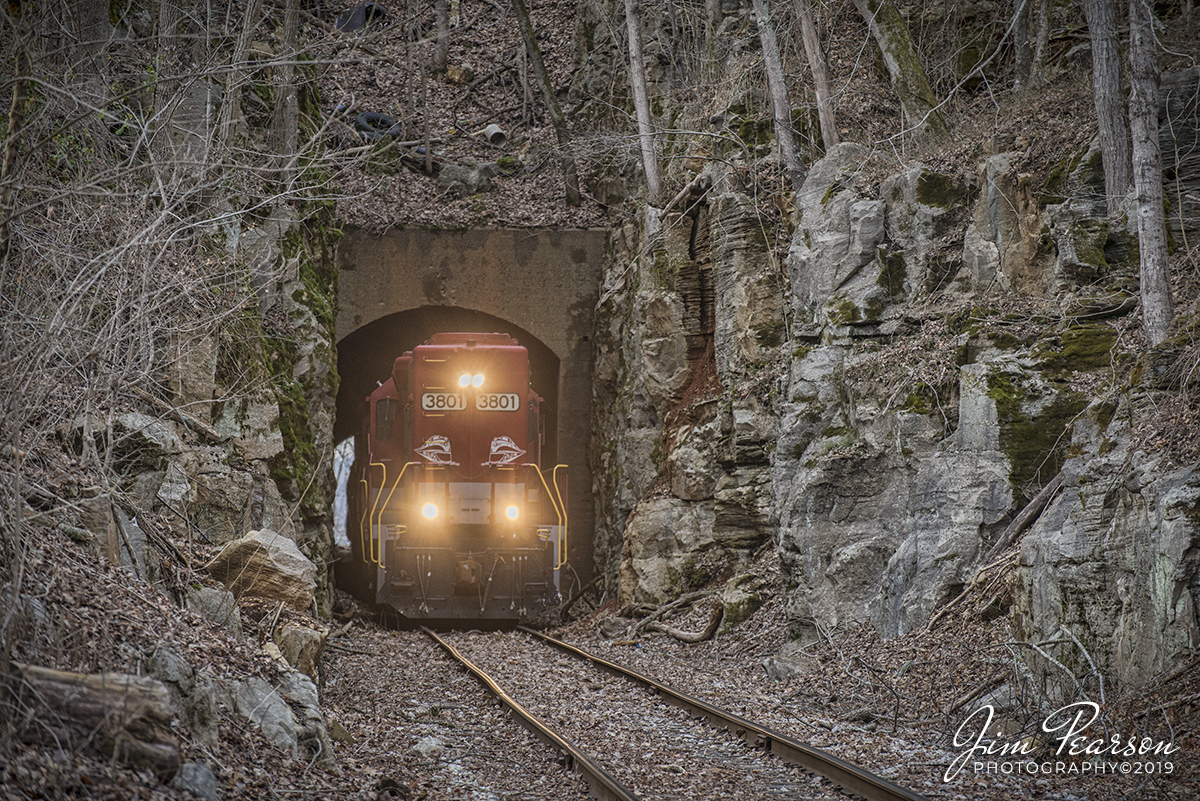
[335,228,608,583]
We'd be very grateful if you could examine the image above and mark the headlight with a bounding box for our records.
[422,503,439,520]
[505,505,520,521]
[472,373,485,388]
[458,373,471,387]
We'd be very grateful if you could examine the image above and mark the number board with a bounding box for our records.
[421,392,465,412]
[475,393,520,411]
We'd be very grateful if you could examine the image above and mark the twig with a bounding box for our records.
[630,590,715,636]
[645,602,724,643]
[130,386,224,443]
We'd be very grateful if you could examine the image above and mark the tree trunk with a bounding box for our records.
[751,0,805,192]
[10,663,180,781]
[0,13,30,265]
[624,0,663,203]
[851,0,949,141]
[1029,0,1052,87]
[433,0,450,74]
[272,0,300,187]
[1082,0,1132,218]
[218,0,265,150]
[1013,0,1033,89]
[705,0,722,42]
[1127,0,1174,344]
[70,0,109,72]
[512,0,581,206]
[797,0,838,150]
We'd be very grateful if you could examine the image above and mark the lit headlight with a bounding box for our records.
[458,373,471,388]
[422,502,439,520]
[505,505,520,521]
[472,373,485,388]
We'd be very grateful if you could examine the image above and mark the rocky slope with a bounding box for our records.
[588,0,1200,708]
[2,1,1199,799]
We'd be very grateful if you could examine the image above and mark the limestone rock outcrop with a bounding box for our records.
[205,529,317,610]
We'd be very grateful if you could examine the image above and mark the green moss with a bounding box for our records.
[722,592,763,629]
[915,170,967,209]
[650,249,677,290]
[828,297,861,325]
[736,116,772,147]
[987,371,1086,493]
[901,391,932,414]
[1039,147,1101,207]
[1038,324,1118,374]
[821,176,850,207]
[496,155,522,176]
[754,318,786,348]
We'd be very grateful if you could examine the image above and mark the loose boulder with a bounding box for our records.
[273,622,329,681]
[205,529,316,611]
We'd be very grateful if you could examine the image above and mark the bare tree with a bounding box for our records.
[272,0,300,187]
[797,0,838,150]
[851,0,949,140]
[0,9,30,264]
[1029,0,1053,88]
[751,0,805,191]
[1082,0,1132,218]
[512,0,582,206]
[624,0,663,202]
[1013,0,1033,89]
[1127,0,1174,344]
[433,0,450,74]
[218,0,265,149]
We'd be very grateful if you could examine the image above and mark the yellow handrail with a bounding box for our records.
[550,464,568,569]
[525,463,568,569]
[368,461,416,566]
[358,478,371,564]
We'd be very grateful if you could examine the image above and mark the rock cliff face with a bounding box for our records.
[592,71,1200,690]
[73,207,339,616]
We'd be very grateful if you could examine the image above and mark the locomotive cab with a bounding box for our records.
[351,333,565,622]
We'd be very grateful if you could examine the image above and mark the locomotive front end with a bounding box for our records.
[354,333,565,622]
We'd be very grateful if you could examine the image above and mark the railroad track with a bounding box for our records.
[424,627,928,801]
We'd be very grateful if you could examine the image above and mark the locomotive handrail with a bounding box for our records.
[522,463,568,570]
[551,464,568,569]
[358,478,370,565]
[368,461,418,566]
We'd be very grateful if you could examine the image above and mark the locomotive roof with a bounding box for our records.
[420,332,519,347]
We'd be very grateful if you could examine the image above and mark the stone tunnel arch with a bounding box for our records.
[335,227,608,584]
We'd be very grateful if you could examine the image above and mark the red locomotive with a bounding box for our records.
[347,333,566,621]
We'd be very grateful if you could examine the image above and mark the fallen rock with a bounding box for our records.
[205,529,316,610]
[273,622,329,682]
[172,761,220,801]
[436,158,500,195]
[225,677,298,756]
[412,735,446,759]
[186,584,244,637]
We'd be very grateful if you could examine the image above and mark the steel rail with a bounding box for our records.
[519,626,930,801]
[421,627,641,801]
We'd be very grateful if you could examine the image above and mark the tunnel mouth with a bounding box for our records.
[332,307,563,606]
[334,306,560,458]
